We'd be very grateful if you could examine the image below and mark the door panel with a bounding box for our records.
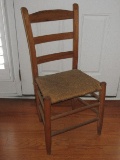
[14,0,120,96]
[80,15,108,72]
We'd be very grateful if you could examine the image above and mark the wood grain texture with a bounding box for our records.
[21,7,38,79]
[73,3,79,69]
[34,32,73,44]
[0,99,120,160]
[29,10,73,23]
[36,51,74,64]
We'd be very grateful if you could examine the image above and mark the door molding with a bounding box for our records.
[0,0,22,96]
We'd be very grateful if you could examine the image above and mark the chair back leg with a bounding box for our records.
[97,82,106,135]
[35,84,43,122]
[44,97,52,154]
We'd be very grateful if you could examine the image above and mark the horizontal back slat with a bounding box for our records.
[37,51,74,64]
[34,32,73,44]
[29,10,73,23]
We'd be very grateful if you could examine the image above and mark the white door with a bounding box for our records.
[14,0,120,96]
[0,0,21,96]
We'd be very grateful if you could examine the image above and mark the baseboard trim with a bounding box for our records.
[0,95,120,100]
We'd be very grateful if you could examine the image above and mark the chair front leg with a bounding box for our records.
[44,97,52,155]
[97,82,106,135]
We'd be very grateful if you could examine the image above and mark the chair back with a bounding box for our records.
[21,4,79,79]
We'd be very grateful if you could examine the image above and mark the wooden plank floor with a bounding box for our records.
[0,98,120,160]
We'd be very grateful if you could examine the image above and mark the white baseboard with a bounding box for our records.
[0,95,120,100]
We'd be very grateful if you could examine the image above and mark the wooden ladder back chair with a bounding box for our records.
[21,3,106,155]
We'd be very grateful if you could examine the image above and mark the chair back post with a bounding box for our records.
[21,7,38,82]
[73,3,79,69]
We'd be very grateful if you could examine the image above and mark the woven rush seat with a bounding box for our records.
[36,69,101,103]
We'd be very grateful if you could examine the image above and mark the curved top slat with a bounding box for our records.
[29,10,73,23]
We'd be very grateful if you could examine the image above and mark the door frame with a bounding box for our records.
[0,0,22,97]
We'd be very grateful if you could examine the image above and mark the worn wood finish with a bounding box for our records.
[52,117,98,137]
[73,4,79,69]
[97,82,106,135]
[21,8,38,79]
[37,51,74,64]
[38,104,45,124]
[51,102,99,121]
[78,98,98,114]
[37,90,44,107]
[44,97,52,155]
[29,10,73,23]
[0,99,120,160]
[34,84,42,122]
[34,32,73,44]
[91,92,99,100]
